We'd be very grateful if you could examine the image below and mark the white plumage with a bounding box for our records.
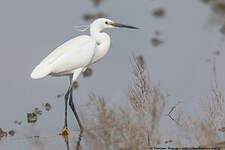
[31,35,96,79]
[31,18,115,82]
[30,18,138,135]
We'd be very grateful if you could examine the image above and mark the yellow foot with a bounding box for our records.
[59,127,70,136]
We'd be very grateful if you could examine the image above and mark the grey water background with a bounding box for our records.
[0,0,225,149]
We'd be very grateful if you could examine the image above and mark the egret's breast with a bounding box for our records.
[91,34,111,64]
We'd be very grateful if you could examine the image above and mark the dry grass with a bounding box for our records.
[171,62,225,148]
[82,56,166,150]
[79,56,225,150]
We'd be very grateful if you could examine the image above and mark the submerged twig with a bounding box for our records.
[75,130,83,150]
[167,101,183,127]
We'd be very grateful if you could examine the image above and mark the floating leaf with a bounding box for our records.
[8,130,15,136]
[43,103,52,111]
[0,128,7,138]
[33,107,42,116]
[152,8,166,18]
[151,37,164,47]
[27,113,37,123]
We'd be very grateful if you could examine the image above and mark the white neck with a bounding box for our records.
[90,25,111,63]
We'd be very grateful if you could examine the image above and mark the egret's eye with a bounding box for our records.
[105,21,108,24]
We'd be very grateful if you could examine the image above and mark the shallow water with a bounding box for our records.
[1,0,225,149]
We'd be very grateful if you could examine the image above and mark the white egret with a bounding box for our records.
[30,18,138,135]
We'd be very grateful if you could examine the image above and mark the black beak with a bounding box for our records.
[112,23,139,29]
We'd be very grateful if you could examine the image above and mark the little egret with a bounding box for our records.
[30,18,138,135]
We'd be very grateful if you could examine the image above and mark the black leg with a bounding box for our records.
[69,89,83,150]
[64,86,70,128]
[69,87,84,132]
[60,83,73,136]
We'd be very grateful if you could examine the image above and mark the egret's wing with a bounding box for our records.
[50,39,96,74]
[31,35,96,79]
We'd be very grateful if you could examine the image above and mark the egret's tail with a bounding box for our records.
[30,64,51,79]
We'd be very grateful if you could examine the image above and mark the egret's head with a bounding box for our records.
[90,18,138,31]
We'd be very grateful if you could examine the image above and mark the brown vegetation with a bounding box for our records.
[78,56,225,150]
[82,56,166,150]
